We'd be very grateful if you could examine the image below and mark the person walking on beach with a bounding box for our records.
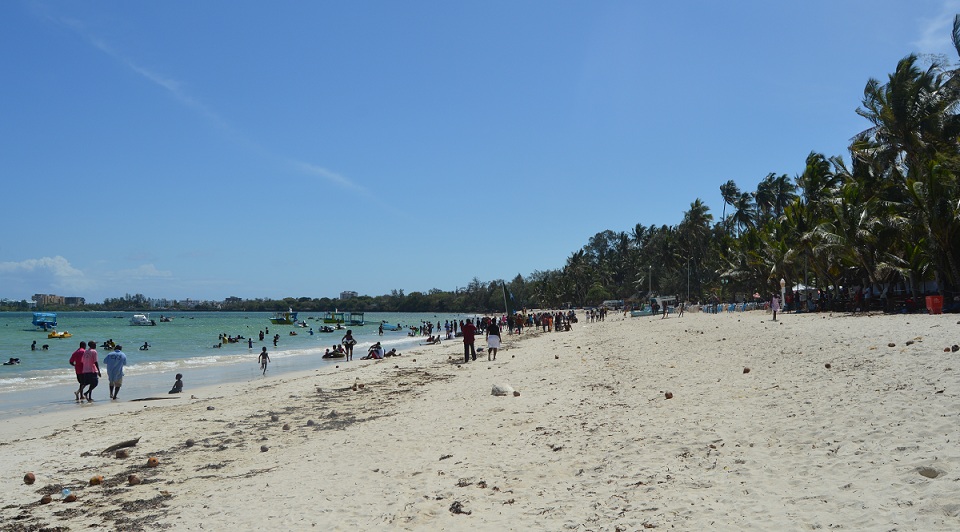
[69,341,87,401]
[462,318,477,363]
[258,346,271,375]
[341,330,357,361]
[486,318,501,361]
[771,294,780,321]
[81,341,101,402]
[103,345,127,400]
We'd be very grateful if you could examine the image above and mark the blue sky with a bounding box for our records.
[2,1,958,302]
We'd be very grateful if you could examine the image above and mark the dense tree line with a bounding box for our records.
[519,21,960,308]
[13,21,960,313]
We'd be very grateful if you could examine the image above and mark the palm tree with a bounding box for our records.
[771,174,797,218]
[853,51,960,292]
[732,192,756,236]
[630,223,647,248]
[854,54,960,175]
[720,180,741,231]
[797,153,839,205]
[754,173,776,223]
[679,199,714,299]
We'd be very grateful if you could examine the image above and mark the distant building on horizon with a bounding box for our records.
[32,294,62,306]
[339,291,358,300]
[32,294,65,306]
[31,293,85,307]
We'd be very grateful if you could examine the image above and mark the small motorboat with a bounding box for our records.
[32,312,57,330]
[270,309,298,324]
[130,314,157,326]
[318,325,335,333]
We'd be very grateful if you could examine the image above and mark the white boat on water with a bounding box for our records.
[130,313,156,326]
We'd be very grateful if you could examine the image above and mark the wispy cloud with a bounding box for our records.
[290,160,370,195]
[912,1,960,55]
[47,11,365,193]
[55,16,235,133]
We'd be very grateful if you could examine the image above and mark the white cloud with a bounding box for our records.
[912,1,960,56]
[0,256,95,294]
[0,257,176,300]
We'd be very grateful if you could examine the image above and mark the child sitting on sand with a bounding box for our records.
[169,373,183,394]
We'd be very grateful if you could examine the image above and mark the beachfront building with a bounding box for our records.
[339,291,358,300]
[177,299,201,309]
[32,294,65,306]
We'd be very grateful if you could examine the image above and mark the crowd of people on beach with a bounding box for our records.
[58,310,586,401]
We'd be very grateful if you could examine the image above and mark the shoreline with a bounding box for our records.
[0,333,435,421]
[3,311,959,530]
[0,311,473,420]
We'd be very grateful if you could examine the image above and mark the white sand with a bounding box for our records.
[2,310,959,530]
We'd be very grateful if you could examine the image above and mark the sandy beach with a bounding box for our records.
[3,309,959,530]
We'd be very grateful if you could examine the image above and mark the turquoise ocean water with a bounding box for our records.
[0,311,474,418]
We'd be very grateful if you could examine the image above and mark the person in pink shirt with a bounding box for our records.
[68,341,87,402]
[80,341,101,402]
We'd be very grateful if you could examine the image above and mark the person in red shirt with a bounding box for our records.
[461,319,477,363]
[68,341,87,402]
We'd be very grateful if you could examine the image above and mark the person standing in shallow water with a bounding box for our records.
[103,345,127,400]
[258,347,271,375]
[341,330,357,361]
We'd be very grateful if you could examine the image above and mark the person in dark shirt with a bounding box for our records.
[486,319,501,361]
[461,319,477,363]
